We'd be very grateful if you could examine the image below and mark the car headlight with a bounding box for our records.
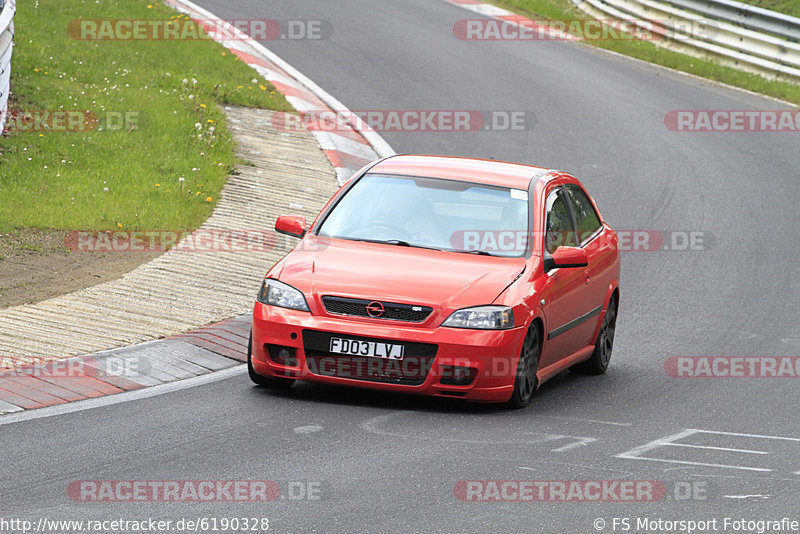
[442,305,514,330]
[257,279,310,312]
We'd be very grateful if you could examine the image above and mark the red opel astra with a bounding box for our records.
[249,155,620,407]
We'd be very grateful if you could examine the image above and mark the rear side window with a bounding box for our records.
[566,185,602,245]
[545,189,576,254]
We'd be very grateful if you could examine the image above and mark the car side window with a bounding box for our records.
[565,185,602,245]
[545,188,576,254]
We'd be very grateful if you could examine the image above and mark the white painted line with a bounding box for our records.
[294,424,323,434]
[466,4,513,17]
[691,429,800,442]
[617,428,800,473]
[550,436,597,452]
[0,365,246,427]
[619,456,773,472]
[664,443,769,455]
[534,414,632,427]
[616,428,698,459]
[723,494,772,500]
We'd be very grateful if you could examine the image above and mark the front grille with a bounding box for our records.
[322,296,432,322]
[303,330,437,386]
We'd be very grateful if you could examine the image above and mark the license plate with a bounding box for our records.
[328,337,405,360]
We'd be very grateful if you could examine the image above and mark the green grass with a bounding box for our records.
[0,0,292,233]
[741,0,800,18]
[491,0,800,105]
[18,243,43,252]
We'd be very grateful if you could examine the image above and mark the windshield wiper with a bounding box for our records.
[352,238,440,250]
[353,238,410,246]
[453,249,497,256]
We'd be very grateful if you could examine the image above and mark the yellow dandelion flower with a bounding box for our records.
[221,52,227,56]
[34,68,40,72]
[155,183,161,187]
[117,223,124,228]
[259,84,267,90]
[199,104,206,108]
[205,196,213,202]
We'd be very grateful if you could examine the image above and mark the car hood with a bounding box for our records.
[275,237,526,312]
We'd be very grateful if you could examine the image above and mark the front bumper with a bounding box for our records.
[251,302,527,402]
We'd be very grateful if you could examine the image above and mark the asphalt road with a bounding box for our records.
[4,0,800,532]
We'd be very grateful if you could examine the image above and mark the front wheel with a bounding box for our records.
[507,324,541,409]
[247,331,295,389]
[571,295,617,375]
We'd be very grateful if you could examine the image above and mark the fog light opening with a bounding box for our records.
[266,344,298,367]
[440,365,477,386]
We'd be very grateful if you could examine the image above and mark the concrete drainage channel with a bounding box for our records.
[0,2,394,414]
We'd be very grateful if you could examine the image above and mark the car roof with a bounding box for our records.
[369,154,553,190]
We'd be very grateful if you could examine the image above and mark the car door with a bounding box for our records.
[564,184,615,333]
[538,187,596,368]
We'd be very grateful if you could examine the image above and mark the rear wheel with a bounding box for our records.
[247,331,295,389]
[507,324,540,409]
[571,295,617,375]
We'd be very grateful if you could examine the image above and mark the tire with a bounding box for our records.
[571,295,617,375]
[507,324,541,409]
[247,331,295,389]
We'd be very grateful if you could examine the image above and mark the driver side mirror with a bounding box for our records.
[275,215,307,238]
[545,246,588,271]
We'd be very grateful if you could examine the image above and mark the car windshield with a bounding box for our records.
[316,173,530,257]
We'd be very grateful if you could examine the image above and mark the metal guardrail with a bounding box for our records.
[0,0,15,132]
[573,0,800,82]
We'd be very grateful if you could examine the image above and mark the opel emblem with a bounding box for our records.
[366,301,385,317]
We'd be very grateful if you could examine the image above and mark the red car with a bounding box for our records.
[249,155,619,407]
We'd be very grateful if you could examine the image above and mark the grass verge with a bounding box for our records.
[740,0,800,19]
[490,0,800,106]
[0,0,292,233]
